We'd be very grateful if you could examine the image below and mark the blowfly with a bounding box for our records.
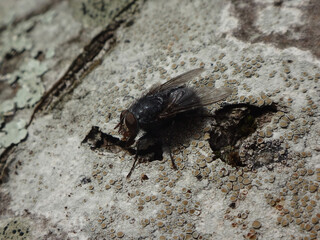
[115,68,232,177]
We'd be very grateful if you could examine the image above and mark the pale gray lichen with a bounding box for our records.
[0,59,46,150]
[0,100,15,115]
[45,47,55,59]
[14,60,46,107]
[0,21,34,58]
[0,119,28,148]
[0,58,47,114]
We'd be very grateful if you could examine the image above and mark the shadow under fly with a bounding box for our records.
[114,68,232,178]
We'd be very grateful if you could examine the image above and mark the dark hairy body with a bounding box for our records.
[129,86,199,132]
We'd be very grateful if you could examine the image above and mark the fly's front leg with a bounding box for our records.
[126,152,139,179]
[126,133,151,179]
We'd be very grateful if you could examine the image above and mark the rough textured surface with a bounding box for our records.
[1,0,320,239]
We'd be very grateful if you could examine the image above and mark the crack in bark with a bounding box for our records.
[28,0,140,125]
[0,0,140,183]
[28,22,119,125]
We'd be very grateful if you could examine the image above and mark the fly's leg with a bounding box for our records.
[164,120,177,170]
[126,131,177,178]
[168,144,177,170]
[126,133,150,178]
[126,152,139,179]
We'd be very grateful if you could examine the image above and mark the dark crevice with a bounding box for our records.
[209,103,277,168]
[113,0,138,20]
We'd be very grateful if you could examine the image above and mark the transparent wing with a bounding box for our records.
[158,87,232,119]
[194,86,232,106]
[147,68,205,95]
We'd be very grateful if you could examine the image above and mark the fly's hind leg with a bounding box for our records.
[164,137,177,170]
[162,121,178,171]
[126,130,178,178]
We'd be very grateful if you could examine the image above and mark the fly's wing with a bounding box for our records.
[147,68,205,95]
[158,86,232,119]
[195,86,232,106]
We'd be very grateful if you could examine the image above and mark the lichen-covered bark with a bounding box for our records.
[1,1,319,239]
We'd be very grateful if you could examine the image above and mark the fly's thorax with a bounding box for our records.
[129,95,165,125]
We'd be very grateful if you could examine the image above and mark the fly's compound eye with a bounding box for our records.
[114,110,128,130]
[124,112,137,130]
[123,111,138,145]
[115,110,138,144]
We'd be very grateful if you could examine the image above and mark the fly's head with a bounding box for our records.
[115,110,138,146]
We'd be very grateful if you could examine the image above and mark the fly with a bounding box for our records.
[115,68,232,178]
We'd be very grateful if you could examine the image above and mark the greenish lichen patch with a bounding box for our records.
[0,51,47,150]
[0,119,28,148]
[0,59,47,115]
[0,15,47,150]
[0,21,34,57]
[12,59,47,106]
